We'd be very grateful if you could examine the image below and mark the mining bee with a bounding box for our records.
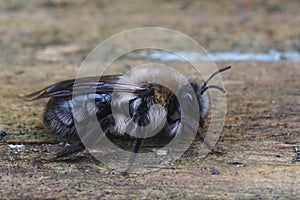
[26,66,231,163]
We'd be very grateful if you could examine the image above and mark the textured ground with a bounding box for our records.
[0,1,300,199]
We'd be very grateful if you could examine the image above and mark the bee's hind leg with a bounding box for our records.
[55,141,86,158]
[40,141,85,162]
[127,138,143,169]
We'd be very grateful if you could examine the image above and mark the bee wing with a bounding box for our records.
[26,75,149,100]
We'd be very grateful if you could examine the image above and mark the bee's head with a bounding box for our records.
[184,66,231,118]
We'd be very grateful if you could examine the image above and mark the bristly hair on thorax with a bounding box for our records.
[112,66,188,108]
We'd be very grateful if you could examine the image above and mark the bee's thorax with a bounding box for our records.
[154,86,174,106]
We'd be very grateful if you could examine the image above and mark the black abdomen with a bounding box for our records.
[43,93,112,138]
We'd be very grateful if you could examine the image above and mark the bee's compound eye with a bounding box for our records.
[183,93,193,101]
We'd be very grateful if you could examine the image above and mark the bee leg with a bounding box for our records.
[167,118,213,150]
[126,138,143,171]
[40,141,85,162]
[127,138,143,169]
[182,118,213,150]
[55,141,85,158]
[125,107,150,170]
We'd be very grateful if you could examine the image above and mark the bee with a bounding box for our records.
[26,66,231,162]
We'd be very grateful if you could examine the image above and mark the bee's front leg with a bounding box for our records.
[164,118,212,150]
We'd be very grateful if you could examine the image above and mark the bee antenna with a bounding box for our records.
[201,66,231,94]
[201,85,226,94]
